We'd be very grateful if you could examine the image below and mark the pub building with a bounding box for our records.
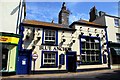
[17,2,109,74]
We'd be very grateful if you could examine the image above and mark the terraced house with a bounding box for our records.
[17,3,110,74]
[89,6,120,69]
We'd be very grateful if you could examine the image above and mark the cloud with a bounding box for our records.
[69,13,89,24]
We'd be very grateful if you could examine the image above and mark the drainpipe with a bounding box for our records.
[16,0,25,34]
[16,0,21,34]
[105,28,111,69]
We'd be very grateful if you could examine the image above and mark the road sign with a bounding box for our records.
[32,53,38,60]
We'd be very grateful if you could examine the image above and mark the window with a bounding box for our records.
[116,34,120,43]
[41,51,58,68]
[80,36,101,64]
[114,19,119,27]
[43,29,58,45]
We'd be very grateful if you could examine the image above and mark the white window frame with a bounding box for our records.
[43,52,56,66]
[44,29,56,45]
[81,37,101,63]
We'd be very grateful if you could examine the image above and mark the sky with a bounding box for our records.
[26,2,119,24]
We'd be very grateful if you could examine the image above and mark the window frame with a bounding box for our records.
[80,35,102,65]
[116,33,120,43]
[41,51,58,68]
[42,29,58,46]
[114,19,119,27]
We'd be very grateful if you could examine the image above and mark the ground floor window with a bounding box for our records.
[110,47,120,64]
[80,36,101,64]
[41,51,58,68]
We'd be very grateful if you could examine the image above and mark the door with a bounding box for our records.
[2,48,9,70]
[16,50,32,74]
[66,51,76,72]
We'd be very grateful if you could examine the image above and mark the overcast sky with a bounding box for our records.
[26,2,119,24]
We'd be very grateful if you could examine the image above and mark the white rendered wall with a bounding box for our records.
[105,16,118,42]
[74,24,108,69]
[0,1,25,34]
[94,16,120,42]
[22,24,108,71]
[22,26,75,71]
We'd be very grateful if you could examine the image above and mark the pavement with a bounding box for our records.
[1,69,120,80]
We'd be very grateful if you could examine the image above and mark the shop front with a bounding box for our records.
[108,42,120,69]
[0,32,20,75]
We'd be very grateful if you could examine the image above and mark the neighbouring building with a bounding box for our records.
[0,32,20,75]
[0,0,26,34]
[89,6,120,69]
[17,3,109,74]
[0,0,26,75]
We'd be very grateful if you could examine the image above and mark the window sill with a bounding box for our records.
[80,62,102,65]
[114,26,120,28]
[40,65,58,68]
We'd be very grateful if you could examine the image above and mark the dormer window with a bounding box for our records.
[114,19,119,27]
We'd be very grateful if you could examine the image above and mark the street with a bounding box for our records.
[2,69,120,80]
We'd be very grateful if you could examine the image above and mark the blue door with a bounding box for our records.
[16,50,32,74]
[66,51,77,72]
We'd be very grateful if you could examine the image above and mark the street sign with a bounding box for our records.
[32,53,38,60]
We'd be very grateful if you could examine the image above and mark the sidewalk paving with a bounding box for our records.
[2,69,120,80]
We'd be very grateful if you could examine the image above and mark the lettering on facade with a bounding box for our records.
[39,45,68,51]
[0,37,8,41]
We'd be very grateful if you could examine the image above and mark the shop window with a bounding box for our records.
[80,36,101,64]
[43,29,58,45]
[116,34,120,43]
[41,51,58,68]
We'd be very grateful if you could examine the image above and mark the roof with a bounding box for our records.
[0,32,21,38]
[104,14,120,19]
[22,19,76,31]
[94,13,120,22]
[22,19,63,28]
[69,19,107,28]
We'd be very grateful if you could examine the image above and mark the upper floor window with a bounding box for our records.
[114,19,119,27]
[43,29,58,45]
